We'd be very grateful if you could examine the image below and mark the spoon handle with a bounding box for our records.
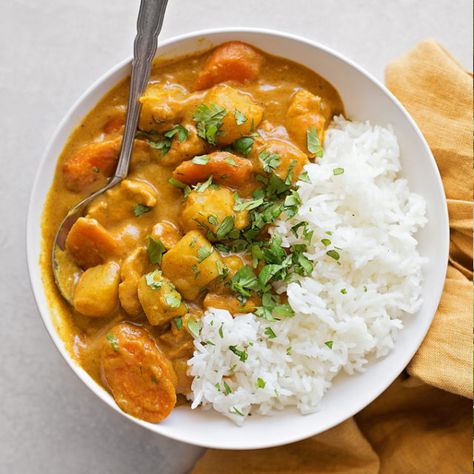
[114,0,168,180]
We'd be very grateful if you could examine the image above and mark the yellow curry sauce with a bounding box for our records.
[41,42,343,422]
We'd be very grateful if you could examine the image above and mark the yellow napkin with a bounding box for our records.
[192,40,473,474]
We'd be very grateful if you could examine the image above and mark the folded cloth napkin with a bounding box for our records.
[192,40,473,474]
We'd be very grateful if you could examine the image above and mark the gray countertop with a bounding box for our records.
[0,1,471,473]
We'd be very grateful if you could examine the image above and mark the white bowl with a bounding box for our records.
[27,28,449,449]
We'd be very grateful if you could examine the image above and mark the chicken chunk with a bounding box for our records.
[286,89,332,153]
[181,187,249,236]
[100,323,177,423]
[197,84,263,146]
[138,270,187,326]
[172,151,253,187]
[73,262,120,317]
[87,179,157,225]
[195,41,264,90]
[161,231,225,300]
[139,84,189,131]
[118,247,150,316]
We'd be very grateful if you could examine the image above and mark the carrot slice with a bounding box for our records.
[65,217,120,268]
[195,41,264,90]
[172,151,253,187]
[62,139,120,193]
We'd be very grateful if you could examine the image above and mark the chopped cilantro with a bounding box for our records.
[256,377,266,389]
[224,156,237,166]
[325,341,334,349]
[340,288,347,294]
[197,245,213,262]
[145,269,163,289]
[259,150,280,173]
[207,215,218,225]
[193,103,226,145]
[147,236,166,264]
[218,324,224,339]
[192,154,210,165]
[229,345,248,362]
[264,327,277,339]
[231,407,244,416]
[333,167,345,176]
[223,380,233,395]
[105,333,119,352]
[193,175,214,193]
[234,109,247,125]
[168,177,188,189]
[133,204,152,216]
[164,292,182,308]
[326,249,340,261]
[174,316,183,330]
[230,265,260,299]
[306,127,324,157]
[187,317,202,338]
[232,135,256,156]
[164,124,188,142]
[298,171,311,183]
[216,216,235,240]
[321,238,331,247]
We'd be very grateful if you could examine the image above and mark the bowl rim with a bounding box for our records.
[26,26,449,449]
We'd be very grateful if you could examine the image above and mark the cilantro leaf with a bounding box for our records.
[193,103,227,145]
[106,333,119,352]
[259,150,281,173]
[232,135,256,156]
[164,124,188,142]
[147,236,166,264]
[197,245,214,262]
[134,204,152,216]
[333,167,344,176]
[192,154,210,165]
[234,109,247,125]
[229,345,248,362]
[187,317,202,338]
[216,216,234,240]
[145,269,163,289]
[306,127,324,157]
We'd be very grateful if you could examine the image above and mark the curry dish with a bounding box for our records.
[41,42,343,423]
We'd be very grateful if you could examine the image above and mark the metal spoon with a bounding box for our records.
[52,0,168,303]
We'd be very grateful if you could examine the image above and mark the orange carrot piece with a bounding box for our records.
[195,41,264,90]
[65,217,120,268]
[62,139,120,193]
[172,152,253,187]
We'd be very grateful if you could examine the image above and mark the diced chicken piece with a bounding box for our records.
[103,105,126,134]
[158,318,195,360]
[195,41,264,90]
[73,262,120,317]
[199,84,263,146]
[150,221,182,250]
[172,151,253,187]
[87,179,157,225]
[100,323,177,423]
[171,358,192,395]
[161,231,224,300]
[181,187,249,236]
[286,89,332,152]
[118,247,150,316]
[251,137,309,183]
[138,270,187,326]
[63,139,121,193]
[139,84,189,131]
[65,217,120,269]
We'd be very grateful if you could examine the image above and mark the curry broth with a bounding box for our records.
[41,44,343,413]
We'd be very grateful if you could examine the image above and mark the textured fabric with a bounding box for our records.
[192,40,473,474]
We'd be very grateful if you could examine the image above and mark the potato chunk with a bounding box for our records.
[181,187,249,236]
[138,270,187,326]
[73,262,120,317]
[139,84,189,131]
[195,41,264,90]
[200,85,263,146]
[251,138,309,184]
[100,323,177,423]
[172,151,253,187]
[161,231,224,300]
[63,139,120,193]
[65,217,120,269]
[286,89,332,152]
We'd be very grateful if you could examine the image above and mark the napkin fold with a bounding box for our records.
[192,40,473,474]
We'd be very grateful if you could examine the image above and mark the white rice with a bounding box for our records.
[187,117,427,425]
